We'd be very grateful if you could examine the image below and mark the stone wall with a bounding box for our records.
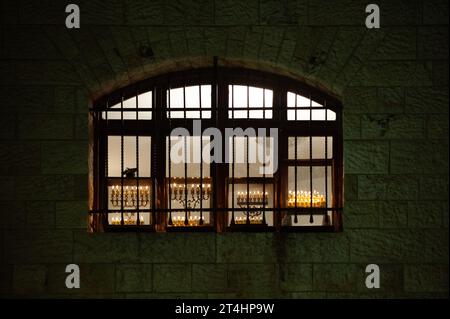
[0,0,448,298]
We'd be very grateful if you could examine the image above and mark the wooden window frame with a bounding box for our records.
[89,66,343,233]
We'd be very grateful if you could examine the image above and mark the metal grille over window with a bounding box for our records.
[166,136,212,229]
[227,136,275,229]
[90,66,343,233]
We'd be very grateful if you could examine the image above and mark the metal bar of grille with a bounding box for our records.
[199,84,204,225]
[294,92,298,224]
[246,135,250,225]
[136,88,140,225]
[324,99,329,225]
[104,101,109,226]
[168,83,173,226]
[183,86,188,225]
[231,85,235,226]
[309,94,313,224]
[120,94,124,225]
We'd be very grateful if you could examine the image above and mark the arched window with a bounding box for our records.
[89,67,343,232]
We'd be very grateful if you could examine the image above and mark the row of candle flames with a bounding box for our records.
[108,186,327,226]
[287,190,327,208]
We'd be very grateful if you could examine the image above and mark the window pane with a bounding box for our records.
[167,85,211,118]
[108,136,151,177]
[286,166,332,226]
[166,136,212,227]
[287,92,335,121]
[104,91,153,120]
[228,183,274,226]
[249,86,263,108]
[166,136,211,178]
[288,137,333,159]
[229,85,273,119]
[229,136,275,177]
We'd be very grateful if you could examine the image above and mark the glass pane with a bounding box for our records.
[108,180,152,211]
[108,136,151,177]
[167,85,211,118]
[286,166,332,226]
[228,183,274,226]
[166,136,212,227]
[108,212,151,226]
[229,85,273,118]
[287,92,334,121]
[288,137,333,160]
[166,136,211,178]
[105,91,153,120]
[229,136,275,177]
[249,87,263,108]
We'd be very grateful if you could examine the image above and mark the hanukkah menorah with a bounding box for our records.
[110,185,151,208]
[169,181,211,209]
[235,191,269,225]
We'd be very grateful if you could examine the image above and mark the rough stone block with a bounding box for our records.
[0,86,53,113]
[25,201,55,229]
[350,62,433,87]
[192,264,227,293]
[408,201,444,228]
[13,265,47,295]
[18,114,73,140]
[358,175,419,200]
[46,263,116,295]
[0,114,16,140]
[153,264,191,292]
[279,263,312,292]
[73,231,139,263]
[405,87,448,114]
[41,142,87,174]
[54,87,76,113]
[216,233,276,263]
[308,0,364,25]
[15,175,76,201]
[215,0,259,25]
[343,114,361,139]
[75,114,88,140]
[116,264,152,293]
[227,264,277,294]
[379,201,408,228]
[165,0,214,25]
[390,140,448,174]
[0,142,41,176]
[418,27,449,60]
[3,27,61,60]
[344,201,379,228]
[55,201,88,229]
[423,0,449,25]
[426,114,449,139]
[313,264,362,292]
[260,0,305,25]
[4,230,73,263]
[139,233,215,263]
[404,264,448,292]
[345,140,389,174]
[361,114,424,139]
[283,233,350,262]
[344,174,358,201]
[371,28,416,60]
[349,229,448,263]
[419,175,448,200]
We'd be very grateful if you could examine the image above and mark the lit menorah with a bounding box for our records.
[235,191,269,225]
[169,181,211,209]
[110,185,150,208]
